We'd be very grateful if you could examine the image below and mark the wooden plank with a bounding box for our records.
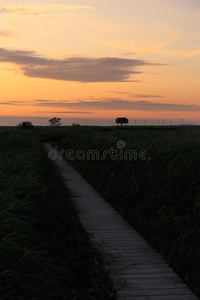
[118,295,195,300]
[117,288,195,296]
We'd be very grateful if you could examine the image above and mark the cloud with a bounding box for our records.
[0,5,96,17]
[0,29,14,38]
[107,91,130,95]
[22,57,145,82]
[0,101,24,105]
[0,48,53,65]
[122,101,200,111]
[96,38,169,54]
[108,91,165,98]
[0,103,16,105]
[159,49,200,57]
[1,97,199,112]
[132,94,165,98]
[97,37,200,57]
[0,48,163,82]
[31,98,200,112]
[34,111,94,114]
[117,52,136,56]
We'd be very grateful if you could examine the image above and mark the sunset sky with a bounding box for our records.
[0,0,200,125]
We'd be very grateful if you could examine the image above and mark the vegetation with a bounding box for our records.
[1,125,199,297]
[48,117,62,127]
[56,125,200,297]
[17,121,34,129]
[0,127,116,300]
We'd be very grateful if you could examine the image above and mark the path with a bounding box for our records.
[44,143,198,300]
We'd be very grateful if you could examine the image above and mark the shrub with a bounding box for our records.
[17,121,34,130]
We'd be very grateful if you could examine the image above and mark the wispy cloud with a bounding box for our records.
[107,91,165,98]
[97,37,200,57]
[0,5,96,17]
[117,52,136,56]
[159,49,200,57]
[0,100,25,105]
[0,48,163,82]
[34,111,94,114]
[132,94,165,98]
[1,97,198,112]
[107,91,130,95]
[31,98,200,112]
[0,29,14,38]
[96,38,169,54]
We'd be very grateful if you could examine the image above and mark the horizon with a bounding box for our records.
[0,116,199,127]
[0,0,200,119]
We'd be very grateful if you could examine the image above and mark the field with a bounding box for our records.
[0,127,116,300]
[55,125,200,297]
[1,125,200,298]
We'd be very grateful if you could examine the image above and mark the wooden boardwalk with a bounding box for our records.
[44,143,198,300]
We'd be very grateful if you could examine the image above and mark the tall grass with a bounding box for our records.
[0,128,116,299]
[57,126,200,297]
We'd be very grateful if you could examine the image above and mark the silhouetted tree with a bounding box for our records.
[48,117,62,127]
[17,121,34,129]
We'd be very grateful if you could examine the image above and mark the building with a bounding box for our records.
[115,117,129,126]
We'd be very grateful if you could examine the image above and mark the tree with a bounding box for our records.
[48,117,62,127]
[17,121,34,130]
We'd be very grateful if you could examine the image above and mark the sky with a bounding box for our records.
[0,0,200,125]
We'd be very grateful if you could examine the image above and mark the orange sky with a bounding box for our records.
[0,0,200,125]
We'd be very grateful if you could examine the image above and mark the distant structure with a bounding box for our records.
[115,117,129,126]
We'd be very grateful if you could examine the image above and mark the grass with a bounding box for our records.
[54,125,200,297]
[0,127,116,299]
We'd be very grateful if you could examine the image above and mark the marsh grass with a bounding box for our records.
[57,126,200,297]
[0,128,116,299]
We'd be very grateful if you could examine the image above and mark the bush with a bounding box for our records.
[17,121,34,130]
